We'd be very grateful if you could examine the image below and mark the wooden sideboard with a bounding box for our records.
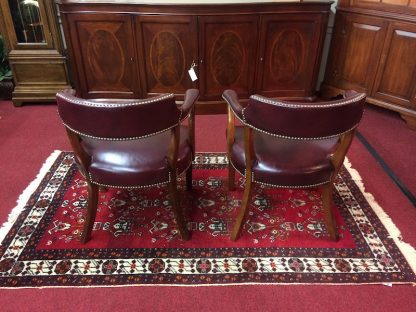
[321,0,416,129]
[58,0,332,113]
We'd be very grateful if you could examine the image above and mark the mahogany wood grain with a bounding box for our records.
[59,1,332,113]
[256,13,327,98]
[65,14,140,98]
[324,13,387,93]
[136,15,198,99]
[198,15,258,101]
[322,1,416,129]
[372,22,416,108]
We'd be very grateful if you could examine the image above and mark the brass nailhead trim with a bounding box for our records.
[63,122,178,141]
[229,158,330,189]
[250,93,366,108]
[87,160,193,189]
[56,93,175,107]
[58,93,191,141]
[223,94,364,140]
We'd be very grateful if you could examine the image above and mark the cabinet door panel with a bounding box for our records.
[257,14,325,97]
[136,15,197,98]
[373,22,416,107]
[326,13,386,93]
[66,14,139,98]
[198,15,258,100]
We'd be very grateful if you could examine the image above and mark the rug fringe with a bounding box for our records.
[0,150,62,245]
[344,157,416,275]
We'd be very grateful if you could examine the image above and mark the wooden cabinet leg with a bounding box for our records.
[401,114,416,130]
[13,100,23,107]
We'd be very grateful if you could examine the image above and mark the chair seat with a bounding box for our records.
[230,126,339,187]
[81,126,192,188]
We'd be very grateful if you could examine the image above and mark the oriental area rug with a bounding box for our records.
[1,151,415,288]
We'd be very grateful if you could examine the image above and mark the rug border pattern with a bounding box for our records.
[0,151,415,287]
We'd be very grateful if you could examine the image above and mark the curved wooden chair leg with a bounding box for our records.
[81,183,99,244]
[168,177,191,241]
[230,176,252,241]
[186,164,193,191]
[228,161,236,191]
[322,183,339,241]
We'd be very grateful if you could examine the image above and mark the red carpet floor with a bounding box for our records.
[0,101,415,311]
[358,105,416,196]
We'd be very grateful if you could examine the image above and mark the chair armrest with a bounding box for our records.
[222,89,244,121]
[179,89,198,156]
[180,89,199,118]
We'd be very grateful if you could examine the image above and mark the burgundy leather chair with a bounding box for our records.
[223,89,366,241]
[56,89,199,243]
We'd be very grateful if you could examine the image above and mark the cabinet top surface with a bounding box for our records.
[59,0,333,4]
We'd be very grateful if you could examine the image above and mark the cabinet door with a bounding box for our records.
[66,14,139,98]
[256,14,326,98]
[136,15,198,98]
[325,13,387,93]
[198,15,258,101]
[372,21,416,108]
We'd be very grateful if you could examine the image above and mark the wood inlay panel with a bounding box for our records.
[86,28,124,86]
[137,15,197,97]
[59,1,332,112]
[211,31,244,86]
[270,30,304,83]
[199,15,257,100]
[150,32,185,87]
[66,14,139,98]
[257,14,325,97]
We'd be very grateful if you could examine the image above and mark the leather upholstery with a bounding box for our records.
[56,89,199,243]
[57,89,199,188]
[57,93,181,139]
[223,89,366,241]
[223,89,366,187]
[224,91,366,139]
[82,126,192,187]
[230,127,338,187]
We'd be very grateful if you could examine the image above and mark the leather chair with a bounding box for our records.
[56,89,199,243]
[223,89,366,241]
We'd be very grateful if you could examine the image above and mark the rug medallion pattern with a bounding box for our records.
[0,152,415,287]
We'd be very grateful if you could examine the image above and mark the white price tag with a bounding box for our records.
[188,62,198,81]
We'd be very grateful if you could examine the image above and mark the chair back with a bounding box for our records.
[244,92,366,139]
[56,91,181,139]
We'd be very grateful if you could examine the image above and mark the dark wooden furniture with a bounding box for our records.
[223,89,366,241]
[321,0,416,129]
[58,0,332,113]
[56,88,199,243]
[0,0,71,106]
